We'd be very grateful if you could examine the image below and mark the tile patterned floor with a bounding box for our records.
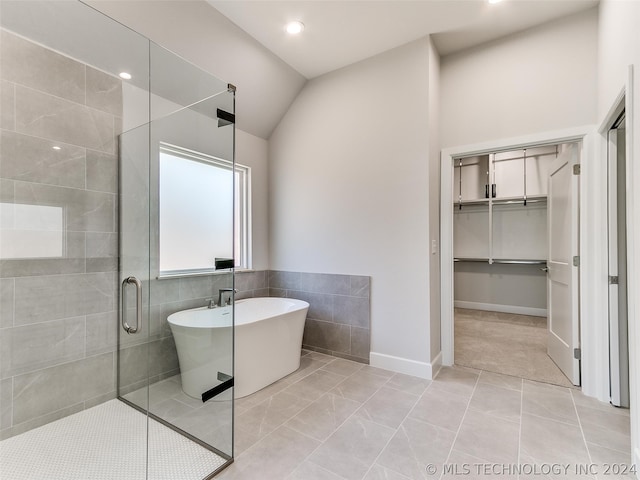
[0,399,226,480]
[454,308,574,388]
[218,351,632,480]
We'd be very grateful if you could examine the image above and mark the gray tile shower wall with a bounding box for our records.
[268,271,371,364]
[0,31,121,440]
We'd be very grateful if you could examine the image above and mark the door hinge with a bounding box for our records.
[216,108,235,127]
[573,164,581,175]
[573,256,580,267]
[574,348,581,360]
[609,275,619,285]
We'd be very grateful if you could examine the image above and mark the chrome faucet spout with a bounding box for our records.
[218,288,237,307]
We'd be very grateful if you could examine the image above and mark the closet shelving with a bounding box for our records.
[453,146,558,266]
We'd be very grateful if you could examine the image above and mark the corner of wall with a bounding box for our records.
[370,351,441,380]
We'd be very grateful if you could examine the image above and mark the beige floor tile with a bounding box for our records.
[377,417,456,480]
[432,366,479,398]
[280,356,332,385]
[235,377,291,410]
[520,412,590,465]
[321,358,365,377]
[454,311,573,388]
[286,392,361,441]
[588,441,632,464]
[468,382,521,423]
[385,373,431,396]
[236,391,311,436]
[122,353,633,480]
[445,449,517,480]
[522,380,579,425]
[287,460,347,480]
[575,403,630,436]
[308,416,395,480]
[331,371,390,403]
[354,386,420,429]
[587,442,635,479]
[305,351,338,363]
[219,426,320,480]
[359,365,396,379]
[580,420,631,454]
[478,370,523,392]
[284,369,348,401]
[453,409,519,464]
[233,391,312,454]
[408,386,469,432]
[363,464,412,480]
[571,390,630,416]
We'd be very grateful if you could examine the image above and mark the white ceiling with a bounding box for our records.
[208,0,599,80]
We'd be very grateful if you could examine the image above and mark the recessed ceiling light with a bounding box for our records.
[52,146,61,150]
[488,0,503,3]
[119,72,132,80]
[285,21,304,35]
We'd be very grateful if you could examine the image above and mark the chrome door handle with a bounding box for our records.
[122,276,142,334]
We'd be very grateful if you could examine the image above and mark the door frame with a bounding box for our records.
[440,125,608,399]
[598,67,638,458]
[604,98,628,407]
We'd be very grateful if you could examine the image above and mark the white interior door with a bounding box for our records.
[547,143,580,385]
[608,115,629,407]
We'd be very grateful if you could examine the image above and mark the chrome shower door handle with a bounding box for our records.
[121,276,142,334]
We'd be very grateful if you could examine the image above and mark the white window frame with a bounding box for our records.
[158,143,250,277]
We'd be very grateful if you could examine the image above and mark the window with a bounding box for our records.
[0,203,64,259]
[159,143,250,275]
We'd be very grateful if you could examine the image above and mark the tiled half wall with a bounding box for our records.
[268,270,371,364]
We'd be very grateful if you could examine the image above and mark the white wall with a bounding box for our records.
[440,8,598,339]
[236,130,269,271]
[269,38,437,376]
[89,0,272,270]
[598,0,640,467]
[441,8,598,148]
[428,39,441,365]
[87,0,306,140]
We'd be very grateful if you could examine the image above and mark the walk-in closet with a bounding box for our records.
[453,143,576,387]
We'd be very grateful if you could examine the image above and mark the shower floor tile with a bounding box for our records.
[0,399,226,480]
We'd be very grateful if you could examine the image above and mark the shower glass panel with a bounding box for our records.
[0,1,234,478]
[146,41,235,460]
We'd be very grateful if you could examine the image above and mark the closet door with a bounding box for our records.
[547,143,580,385]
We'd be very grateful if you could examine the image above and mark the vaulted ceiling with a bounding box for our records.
[87,0,599,139]
[208,0,599,79]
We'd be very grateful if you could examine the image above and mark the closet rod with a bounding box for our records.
[492,151,558,163]
[492,198,546,206]
[454,258,547,265]
[492,259,547,265]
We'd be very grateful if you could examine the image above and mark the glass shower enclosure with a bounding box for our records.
[0,2,235,478]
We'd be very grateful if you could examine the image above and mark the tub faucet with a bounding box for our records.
[206,299,216,309]
[218,288,237,307]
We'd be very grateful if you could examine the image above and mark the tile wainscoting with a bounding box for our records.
[267,270,371,364]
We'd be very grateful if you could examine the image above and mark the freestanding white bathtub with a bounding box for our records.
[167,297,309,399]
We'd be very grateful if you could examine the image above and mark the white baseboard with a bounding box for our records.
[454,300,547,318]
[369,352,439,380]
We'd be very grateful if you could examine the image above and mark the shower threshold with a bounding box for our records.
[0,399,226,480]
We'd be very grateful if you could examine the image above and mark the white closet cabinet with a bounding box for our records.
[453,145,561,316]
